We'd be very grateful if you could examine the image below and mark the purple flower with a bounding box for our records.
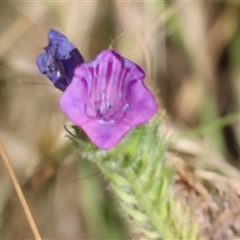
[36,29,84,91]
[60,50,158,150]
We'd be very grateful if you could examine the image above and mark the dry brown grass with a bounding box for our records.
[1,1,240,239]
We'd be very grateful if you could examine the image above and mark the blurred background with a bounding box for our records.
[1,1,240,239]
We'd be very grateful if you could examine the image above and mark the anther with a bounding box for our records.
[122,104,129,112]
[100,92,105,100]
[107,102,111,109]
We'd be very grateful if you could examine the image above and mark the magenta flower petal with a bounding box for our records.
[60,50,158,150]
[81,119,131,150]
[59,75,89,126]
[125,79,158,127]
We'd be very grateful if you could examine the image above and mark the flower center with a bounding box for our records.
[86,90,129,121]
[84,58,131,121]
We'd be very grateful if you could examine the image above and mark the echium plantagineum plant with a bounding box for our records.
[37,29,200,239]
[37,29,158,149]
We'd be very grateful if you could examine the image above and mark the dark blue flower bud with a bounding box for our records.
[37,29,84,91]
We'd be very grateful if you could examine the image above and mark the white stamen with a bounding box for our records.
[99,105,104,113]
[100,92,105,100]
[122,104,129,112]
